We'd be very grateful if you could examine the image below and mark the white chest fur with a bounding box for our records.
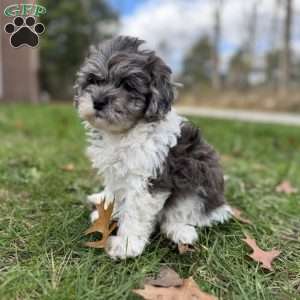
[85,110,183,196]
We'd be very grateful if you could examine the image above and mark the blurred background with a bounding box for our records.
[0,0,300,112]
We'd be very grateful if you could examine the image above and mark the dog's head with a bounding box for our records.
[74,36,175,133]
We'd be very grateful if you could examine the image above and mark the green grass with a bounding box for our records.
[0,104,299,300]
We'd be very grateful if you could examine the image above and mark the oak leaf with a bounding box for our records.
[231,207,252,225]
[221,155,233,162]
[242,234,281,271]
[61,163,75,172]
[276,180,298,194]
[134,268,217,300]
[84,201,117,248]
[14,120,25,129]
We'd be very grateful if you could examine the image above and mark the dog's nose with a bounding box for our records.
[93,97,109,111]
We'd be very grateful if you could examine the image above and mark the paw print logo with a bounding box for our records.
[4,16,45,48]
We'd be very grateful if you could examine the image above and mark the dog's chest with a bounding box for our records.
[85,111,183,189]
[87,128,163,187]
[89,135,153,178]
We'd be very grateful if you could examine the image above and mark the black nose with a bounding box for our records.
[93,97,108,111]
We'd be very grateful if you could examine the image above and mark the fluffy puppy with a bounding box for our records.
[74,36,231,259]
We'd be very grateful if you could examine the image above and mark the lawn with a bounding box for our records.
[0,104,299,300]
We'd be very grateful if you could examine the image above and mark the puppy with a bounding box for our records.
[74,36,231,259]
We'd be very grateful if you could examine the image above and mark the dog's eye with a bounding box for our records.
[86,74,103,86]
[124,82,133,91]
[120,80,134,92]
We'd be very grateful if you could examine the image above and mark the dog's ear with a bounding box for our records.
[144,54,174,122]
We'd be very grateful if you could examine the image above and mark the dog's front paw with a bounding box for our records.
[105,236,146,259]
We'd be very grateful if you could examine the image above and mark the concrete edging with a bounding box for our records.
[175,106,300,126]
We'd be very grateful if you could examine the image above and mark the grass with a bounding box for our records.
[0,103,299,300]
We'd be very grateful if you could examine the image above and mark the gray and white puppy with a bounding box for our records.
[74,36,231,259]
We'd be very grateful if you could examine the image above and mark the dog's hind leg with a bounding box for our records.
[159,193,231,245]
[159,194,199,245]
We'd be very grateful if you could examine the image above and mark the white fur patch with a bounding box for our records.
[78,94,94,120]
[90,210,99,223]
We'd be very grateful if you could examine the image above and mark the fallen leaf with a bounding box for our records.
[231,207,252,225]
[134,277,217,300]
[134,268,217,300]
[178,243,195,254]
[84,201,117,248]
[242,234,281,271]
[276,180,298,194]
[221,155,233,162]
[14,120,24,129]
[28,167,41,182]
[144,267,183,287]
[252,163,266,171]
[61,163,75,172]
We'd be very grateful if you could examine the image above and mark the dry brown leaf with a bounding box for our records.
[276,180,298,194]
[134,268,216,300]
[144,267,183,287]
[252,163,266,171]
[15,120,25,129]
[178,243,195,254]
[230,207,252,225]
[242,234,281,271]
[84,201,117,248]
[221,155,233,162]
[134,277,217,300]
[61,163,75,172]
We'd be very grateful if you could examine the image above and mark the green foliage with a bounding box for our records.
[39,0,118,99]
[0,104,299,299]
[265,49,300,84]
[265,50,281,84]
[181,36,214,88]
[227,49,252,89]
